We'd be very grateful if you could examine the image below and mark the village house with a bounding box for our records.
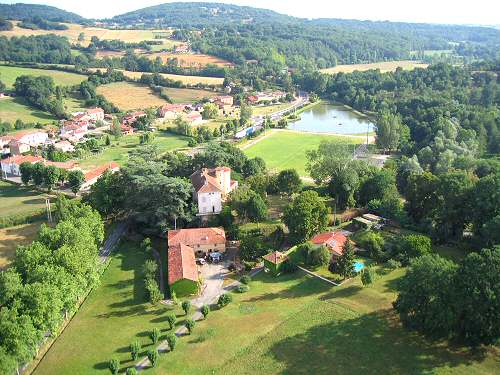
[0,155,43,176]
[167,243,200,297]
[184,111,203,124]
[60,121,89,141]
[311,231,349,259]
[80,162,120,191]
[53,140,75,153]
[9,130,48,147]
[8,140,30,155]
[86,107,105,122]
[173,44,190,54]
[263,251,288,276]
[213,95,234,107]
[190,167,238,215]
[120,124,135,135]
[122,111,147,126]
[158,104,187,119]
[168,227,227,257]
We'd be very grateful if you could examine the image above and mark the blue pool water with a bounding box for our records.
[354,261,365,273]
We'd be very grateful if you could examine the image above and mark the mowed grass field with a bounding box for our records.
[321,60,429,74]
[0,222,41,269]
[147,52,234,68]
[117,70,224,86]
[76,132,189,169]
[32,242,183,375]
[0,97,56,124]
[0,181,52,218]
[161,87,219,103]
[0,22,175,47]
[0,65,87,88]
[243,130,364,176]
[96,82,170,110]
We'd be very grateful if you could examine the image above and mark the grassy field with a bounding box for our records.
[146,53,234,68]
[321,60,428,74]
[0,65,87,88]
[117,70,224,86]
[0,97,56,124]
[96,82,169,110]
[0,22,174,47]
[243,130,363,176]
[32,242,182,375]
[76,132,189,169]
[0,181,53,218]
[161,87,219,103]
[0,222,41,269]
[252,102,294,116]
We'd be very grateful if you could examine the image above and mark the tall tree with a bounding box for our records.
[375,111,403,153]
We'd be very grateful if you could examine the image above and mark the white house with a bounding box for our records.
[86,108,105,122]
[190,167,238,216]
[8,140,31,155]
[9,130,48,147]
[0,155,43,176]
[53,140,75,153]
[158,104,187,119]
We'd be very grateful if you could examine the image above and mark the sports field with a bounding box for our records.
[96,82,170,110]
[243,130,363,176]
[0,97,56,124]
[76,132,189,169]
[321,60,428,74]
[0,65,87,88]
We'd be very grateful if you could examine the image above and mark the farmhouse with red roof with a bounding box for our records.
[311,231,348,258]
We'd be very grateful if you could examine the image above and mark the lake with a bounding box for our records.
[288,103,375,135]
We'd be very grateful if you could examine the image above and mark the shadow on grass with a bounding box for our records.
[93,361,109,371]
[266,309,485,375]
[319,284,363,301]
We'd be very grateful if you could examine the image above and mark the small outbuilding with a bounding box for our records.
[263,251,288,276]
[168,244,200,297]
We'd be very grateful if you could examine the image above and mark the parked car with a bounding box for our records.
[196,258,206,265]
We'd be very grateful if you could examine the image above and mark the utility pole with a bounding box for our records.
[45,198,52,223]
[174,216,177,230]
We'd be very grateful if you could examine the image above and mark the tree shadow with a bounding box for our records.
[266,309,485,375]
[319,284,363,301]
[93,361,109,370]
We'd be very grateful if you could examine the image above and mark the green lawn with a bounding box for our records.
[33,242,182,375]
[161,87,218,103]
[0,65,87,88]
[0,180,52,219]
[0,97,56,124]
[244,130,363,176]
[252,102,293,116]
[76,132,189,169]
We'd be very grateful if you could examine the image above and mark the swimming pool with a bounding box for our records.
[354,261,365,273]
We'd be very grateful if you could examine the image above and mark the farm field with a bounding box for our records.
[76,132,189,169]
[96,82,169,110]
[243,130,363,176]
[0,180,53,219]
[0,222,41,270]
[147,52,234,68]
[117,70,225,86]
[0,21,175,46]
[0,97,56,124]
[32,242,181,375]
[161,87,219,103]
[0,65,87,88]
[321,60,428,74]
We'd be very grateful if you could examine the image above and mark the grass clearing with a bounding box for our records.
[96,82,169,110]
[161,87,219,103]
[252,102,294,116]
[0,181,53,218]
[146,52,234,68]
[0,65,87,88]
[32,241,181,375]
[243,130,363,176]
[0,222,42,269]
[75,132,189,169]
[321,60,428,74]
[0,97,56,124]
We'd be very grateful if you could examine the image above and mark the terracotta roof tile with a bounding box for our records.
[263,251,287,264]
[311,231,348,257]
[84,162,120,182]
[168,244,198,285]
[167,227,226,247]
[0,155,43,165]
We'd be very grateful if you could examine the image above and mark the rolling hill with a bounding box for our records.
[0,3,85,23]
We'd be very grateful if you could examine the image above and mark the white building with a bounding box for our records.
[0,155,43,176]
[9,130,48,147]
[190,167,238,216]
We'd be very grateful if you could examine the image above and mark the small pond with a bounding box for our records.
[288,103,375,135]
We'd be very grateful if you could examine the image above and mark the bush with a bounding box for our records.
[236,284,250,293]
[166,333,177,351]
[181,300,191,315]
[387,259,402,269]
[358,231,385,260]
[185,318,195,334]
[109,358,119,374]
[147,349,159,367]
[217,293,232,308]
[240,275,251,284]
[307,245,330,267]
[130,340,141,361]
[150,327,160,344]
[126,368,138,375]
[282,259,298,273]
[361,267,376,286]
[397,234,432,265]
[243,261,254,271]
[165,312,176,330]
[201,304,210,318]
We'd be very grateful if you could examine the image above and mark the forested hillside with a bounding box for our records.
[0,3,84,23]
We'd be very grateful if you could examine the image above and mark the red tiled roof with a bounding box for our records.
[168,227,226,247]
[86,107,104,114]
[168,244,198,285]
[190,168,224,193]
[263,251,287,264]
[311,231,348,257]
[10,130,47,141]
[43,160,78,170]
[84,162,119,182]
[159,104,187,114]
[0,155,42,165]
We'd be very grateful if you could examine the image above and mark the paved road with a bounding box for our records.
[135,266,263,371]
[99,222,128,264]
